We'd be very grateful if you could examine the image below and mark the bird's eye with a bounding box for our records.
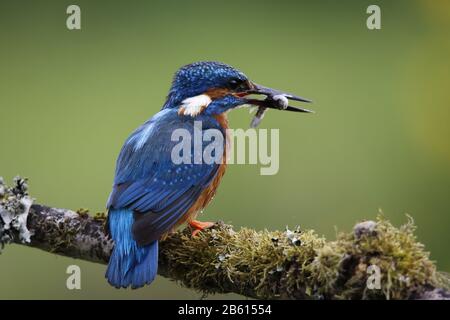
[227,78,245,91]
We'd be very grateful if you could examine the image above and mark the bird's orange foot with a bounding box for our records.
[189,220,215,237]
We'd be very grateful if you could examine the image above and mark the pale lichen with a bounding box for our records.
[0,176,34,250]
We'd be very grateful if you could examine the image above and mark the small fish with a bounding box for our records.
[250,106,267,128]
[250,95,290,128]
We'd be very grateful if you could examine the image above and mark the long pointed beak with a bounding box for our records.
[246,83,313,113]
[250,83,312,103]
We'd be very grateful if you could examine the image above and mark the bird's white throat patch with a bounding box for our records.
[179,94,212,117]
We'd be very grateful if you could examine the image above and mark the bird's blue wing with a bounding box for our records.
[107,110,224,245]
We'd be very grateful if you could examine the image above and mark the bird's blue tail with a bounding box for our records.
[105,209,158,288]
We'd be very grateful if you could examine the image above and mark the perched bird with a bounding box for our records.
[105,61,312,288]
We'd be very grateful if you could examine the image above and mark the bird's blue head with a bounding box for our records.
[163,61,312,117]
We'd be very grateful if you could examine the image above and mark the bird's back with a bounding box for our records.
[107,109,228,244]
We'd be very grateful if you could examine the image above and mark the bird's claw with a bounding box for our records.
[189,220,215,237]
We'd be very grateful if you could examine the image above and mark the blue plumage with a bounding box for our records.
[106,110,228,288]
[107,110,223,240]
[164,61,248,108]
[105,61,310,289]
[106,62,251,288]
[106,209,158,288]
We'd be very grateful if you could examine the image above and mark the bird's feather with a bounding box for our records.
[107,109,225,245]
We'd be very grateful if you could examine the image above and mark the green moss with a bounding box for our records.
[330,215,438,299]
[160,216,441,300]
[93,211,107,221]
[76,208,90,218]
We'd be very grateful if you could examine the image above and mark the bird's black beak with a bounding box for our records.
[245,83,313,113]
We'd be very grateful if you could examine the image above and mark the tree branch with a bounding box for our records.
[1,177,449,299]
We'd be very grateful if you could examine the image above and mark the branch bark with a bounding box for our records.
[0,177,449,300]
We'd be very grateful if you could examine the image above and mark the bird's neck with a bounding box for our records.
[213,113,229,130]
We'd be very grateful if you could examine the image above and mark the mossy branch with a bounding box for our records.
[1,177,449,300]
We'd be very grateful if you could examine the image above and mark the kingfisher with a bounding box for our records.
[105,61,312,288]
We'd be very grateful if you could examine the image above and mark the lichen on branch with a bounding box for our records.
[0,176,449,299]
[0,176,33,248]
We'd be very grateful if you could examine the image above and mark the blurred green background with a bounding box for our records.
[0,0,449,299]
